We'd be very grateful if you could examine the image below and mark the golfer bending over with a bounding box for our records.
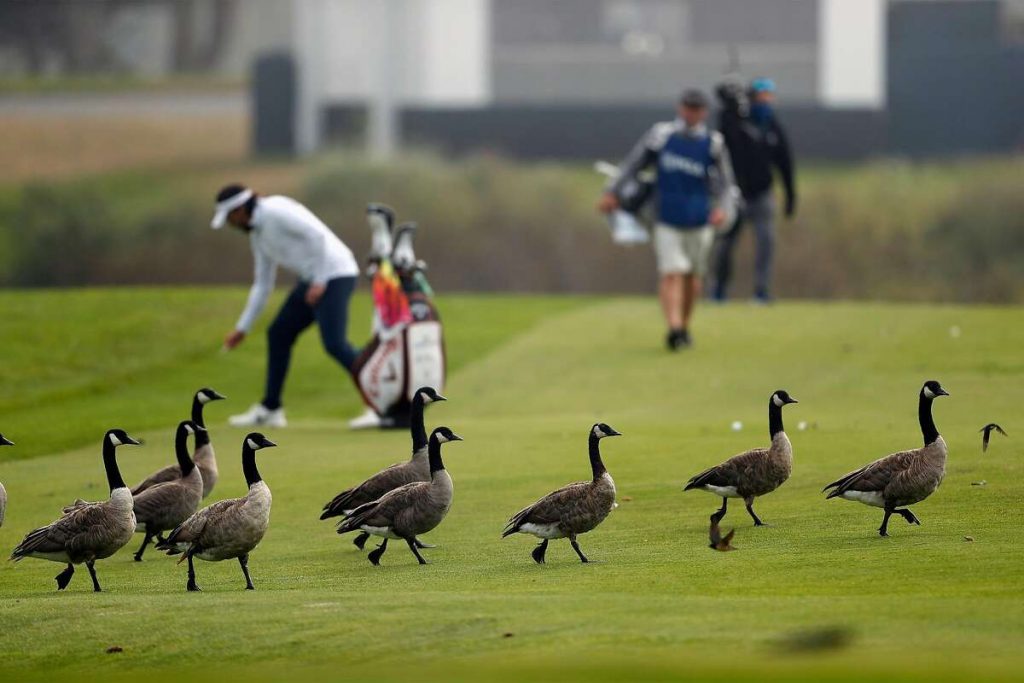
[600,89,735,350]
[211,184,360,427]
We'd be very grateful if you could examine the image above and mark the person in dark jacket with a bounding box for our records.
[712,77,796,303]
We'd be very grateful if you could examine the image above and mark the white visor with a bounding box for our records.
[211,188,254,229]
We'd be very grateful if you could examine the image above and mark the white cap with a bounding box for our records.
[211,188,254,229]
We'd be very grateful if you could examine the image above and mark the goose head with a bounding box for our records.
[921,380,949,400]
[244,433,278,451]
[180,420,206,437]
[196,387,227,404]
[0,434,13,446]
[105,429,142,447]
[771,390,799,407]
[415,387,447,405]
[591,423,622,439]
[431,427,463,444]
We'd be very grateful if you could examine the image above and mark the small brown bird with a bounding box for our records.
[980,423,1007,452]
[708,515,736,552]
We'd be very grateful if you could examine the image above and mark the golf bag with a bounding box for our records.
[595,160,653,245]
[352,204,446,429]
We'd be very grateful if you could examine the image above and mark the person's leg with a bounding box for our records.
[680,226,715,335]
[681,273,701,329]
[654,224,687,349]
[314,276,360,374]
[711,212,744,301]
[262,284,315,410]
[659,273,684,332]
[752,192,776,301]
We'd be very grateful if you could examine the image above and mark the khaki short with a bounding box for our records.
[653,224,715,275]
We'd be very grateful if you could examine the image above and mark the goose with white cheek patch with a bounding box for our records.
[684,390,798,526]
[130,420,205,561]
[0,434,13,527]
[321,387,445,551]
[823,380,949,537]
[10,429,141,592]
[335,427,462,566]
[133,387,226,498]
[502,423,621,564]
[157,432,276,591]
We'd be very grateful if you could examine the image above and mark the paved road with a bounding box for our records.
[0,92,245,117]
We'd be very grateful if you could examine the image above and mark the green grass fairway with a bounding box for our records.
[0,290,1022,682]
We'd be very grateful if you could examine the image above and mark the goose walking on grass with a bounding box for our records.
[503,423,621,564]
[336,427,462,566]
[131,420,205,561]
[157,432,276,591]
[823,380,949,537]
[684,390,798,526]
[133,387,226,498]
[10,429,141,592]
[0,434,13,527]
[321,386,445,550]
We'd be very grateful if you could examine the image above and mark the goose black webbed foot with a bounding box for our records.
[368,539,388,566]
[531,539,548,565]
[55,564,75,591]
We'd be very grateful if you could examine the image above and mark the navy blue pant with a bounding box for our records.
[262,276,359,410]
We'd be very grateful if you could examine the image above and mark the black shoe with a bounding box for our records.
[666,329,683,351]
[678,329,692,347]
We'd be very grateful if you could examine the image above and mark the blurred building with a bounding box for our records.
[1,0,1021,160]
[284,0,1023,160]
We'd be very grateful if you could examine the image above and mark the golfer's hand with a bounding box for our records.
[597,192,619,214]
[305,283,326,307]
[224,330,246,350]
[709,207,727,227]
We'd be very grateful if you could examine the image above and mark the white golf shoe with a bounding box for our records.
[228,403,287,428]
[348,407,382,430]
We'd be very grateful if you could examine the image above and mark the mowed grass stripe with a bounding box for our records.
[0,295,1021,682]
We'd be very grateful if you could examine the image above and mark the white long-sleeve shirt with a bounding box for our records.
[235,195,359,332]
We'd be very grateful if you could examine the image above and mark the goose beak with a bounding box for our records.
[0,435,13,446]
[434,394,447,402]
[210,391,227,401]
[936,388,950,396]
[450,433,464,442]
[607,429,623,437]
[262,438,278,448]
[786,397,799,404]
[124,435,143,446]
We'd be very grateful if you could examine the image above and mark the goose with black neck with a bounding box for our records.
[158,432,276,591]
[132,387,226,498]
[824,380,950,537]
[10,429,141,592]
[684,390,799,526]
[503,423,621,564]
[320,386,446,552]
[130,420,205,561]
[336,426,462,566]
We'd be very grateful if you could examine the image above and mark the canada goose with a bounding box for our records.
[131,420,205,561]
[0,434,12,528]
[10,429,141,592]
[157,432,276,591]
[684,390,799,526]
[132,387,226,498]
[502,423,621,564]
[980,423,1007,452]
[709,514,736,552]
[336,427,462,566]
[321,386,446,551]
[823,380,949,537]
